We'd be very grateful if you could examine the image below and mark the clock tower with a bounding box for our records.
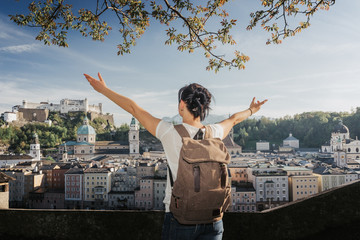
[129,117,139,156]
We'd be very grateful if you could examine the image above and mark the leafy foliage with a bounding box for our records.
[9,0,335,72]
[233,109,359,150]
[247,0,335,45]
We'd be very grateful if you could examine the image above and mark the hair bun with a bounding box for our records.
[178,83,212,121]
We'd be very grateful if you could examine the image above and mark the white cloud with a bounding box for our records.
[52,47,136,73]
[0,32,11,39]
[0,44,40,53]
[130,89,176,99]
[0,16,34,40]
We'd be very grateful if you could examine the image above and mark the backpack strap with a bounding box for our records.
[168,167,175,187]
[175,124,213,139]
[204,125,213,139]
[169,124,190,187]
[174,124,190,138]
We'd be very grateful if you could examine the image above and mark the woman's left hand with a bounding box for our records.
[249,97,268,115]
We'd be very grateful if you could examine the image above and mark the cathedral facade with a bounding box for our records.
[58,116,139,161]
[321,121,360,168]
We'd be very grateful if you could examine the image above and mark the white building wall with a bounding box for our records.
[21,99,103,113]
[4,112,17,122]
[283,140,299,149]
[256,142,270,151]
[129,125,139,155]
[334,151,347,168]
[345,173,358,183]
[254,176,289,202]
[29,143,41,161]
[60,99,88,113]
[321,145,332,153]
[319,175,346,191]
[84,172,111,202]
[4,171,25,202]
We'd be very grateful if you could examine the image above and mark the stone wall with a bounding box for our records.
[0,183,9,209]
[0,181,359,240]
[89,112,114,126]
[18,108,49,122]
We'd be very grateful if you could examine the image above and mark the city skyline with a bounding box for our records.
[1,1,359,126]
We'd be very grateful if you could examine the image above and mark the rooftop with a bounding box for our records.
[282,166,312,171]
[284,133,298,141]
[0,172,15,183]
[84,167,110,173]
[60,141,94,146]
[77,124,96,135]
[0,155,33,160]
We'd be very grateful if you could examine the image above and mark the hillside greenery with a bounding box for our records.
[233,108,360,150]
[0,111,129,154]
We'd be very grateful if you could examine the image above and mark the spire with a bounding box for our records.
[83,116,89,125]
[33,133,39,144]
[130,116,136,126]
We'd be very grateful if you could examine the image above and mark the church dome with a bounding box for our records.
[334,121,349,134]
[77,117,96,135]
[77,125,96,135]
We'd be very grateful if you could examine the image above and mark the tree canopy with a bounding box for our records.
[9,0,335,72]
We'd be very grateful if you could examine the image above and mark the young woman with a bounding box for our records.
[84,73,267,240]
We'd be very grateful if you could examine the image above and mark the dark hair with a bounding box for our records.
[178,83,212,121]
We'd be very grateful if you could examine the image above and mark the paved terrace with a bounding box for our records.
[0,180,359,240]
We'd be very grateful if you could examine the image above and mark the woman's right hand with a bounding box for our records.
[249,97,267,115]
[84,72,107,93]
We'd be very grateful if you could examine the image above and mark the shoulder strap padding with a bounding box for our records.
[175,124,213,139]
[204,125,213,139]
[174,124,190,138]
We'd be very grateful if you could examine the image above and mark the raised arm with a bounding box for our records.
[84,73,161,136]
[219,97,267,139]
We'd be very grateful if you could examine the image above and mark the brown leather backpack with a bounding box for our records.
[168,124,231,225]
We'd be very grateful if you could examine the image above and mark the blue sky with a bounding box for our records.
[1,0,359,126]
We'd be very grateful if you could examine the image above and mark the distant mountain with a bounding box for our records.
[162,113,265,124]
[162,114,227,124]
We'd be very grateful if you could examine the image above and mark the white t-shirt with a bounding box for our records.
[155,120,224,212]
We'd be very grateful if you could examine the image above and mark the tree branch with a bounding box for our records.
[162,0,231,65]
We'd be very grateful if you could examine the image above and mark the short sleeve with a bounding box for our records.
[156,120,174,141]
[210,124,224,140]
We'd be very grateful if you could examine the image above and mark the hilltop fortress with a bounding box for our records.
[2,98,113,125]
[20,98,102,114]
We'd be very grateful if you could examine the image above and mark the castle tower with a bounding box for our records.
[84,98,89,112]
[129,117,139,156]
[29,133,41,161]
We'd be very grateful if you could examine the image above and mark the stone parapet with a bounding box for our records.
[0,181,359,240]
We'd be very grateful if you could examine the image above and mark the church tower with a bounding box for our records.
[29,133,41,161]
[129,117,139,156]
